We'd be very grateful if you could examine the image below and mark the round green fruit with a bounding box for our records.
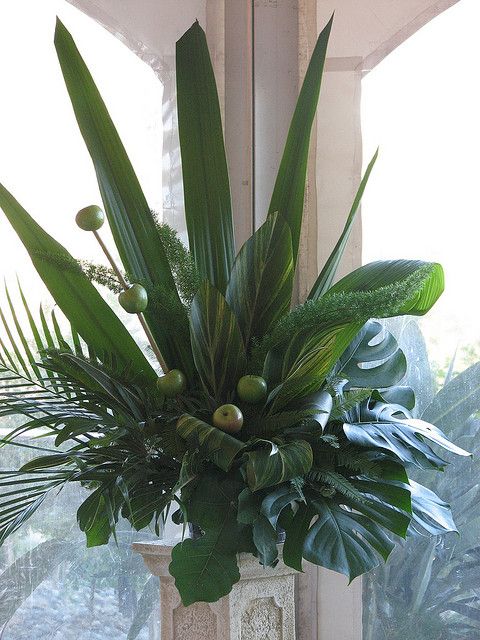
[237,375,267,404]
[212,404,243,434]
[118,284,148,314]
[157,369,187,398]
[75,205,105,231]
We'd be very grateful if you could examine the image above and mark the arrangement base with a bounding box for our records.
[133,542,296,640]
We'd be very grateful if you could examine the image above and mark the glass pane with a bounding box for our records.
[361,1,480,638]
[0,1,223,638]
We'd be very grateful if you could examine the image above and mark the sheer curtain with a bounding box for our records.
[361,2,480,638]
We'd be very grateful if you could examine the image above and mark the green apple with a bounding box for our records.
[212,404,243,433]
[118,284,148,313]
[237,375,267,404]
[75,205,105,231]
[157,369,187,398]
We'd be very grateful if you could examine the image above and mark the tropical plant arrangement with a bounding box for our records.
[0,16,470,607]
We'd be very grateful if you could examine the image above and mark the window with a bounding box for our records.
[0,2,200,637]
[361,1,480,637]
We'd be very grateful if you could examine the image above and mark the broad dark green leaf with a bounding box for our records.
[268,16,333,262]
[260,484,299,528]
[337,320,407,390]
[176,414,245,472]
[226,213,293,344]
[244,440,313,492]
[253,515,279,567]
[77,487,118,548]
[176,21,234,293]
[309,149,378,299]
[169,472,244,605]
[54,19,192,374]
[302,497,395,581]
[190,282,246,401]
[283,502,315,571]
[349,477,412,538]
[0,185,156,384]
[344,416,470,470]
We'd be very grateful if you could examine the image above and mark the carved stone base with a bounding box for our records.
[133,542,296,640]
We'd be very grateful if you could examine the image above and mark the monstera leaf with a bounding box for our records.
[337,320,407,390]
[409,480,457,536]
[190,282,246,401]
[344,415,470,470]
[284,496,395,580]
[169,472,245,605]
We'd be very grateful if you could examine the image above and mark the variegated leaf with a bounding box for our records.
[176,414,245,472]
[190,282,246,401]
[226,213,293,345]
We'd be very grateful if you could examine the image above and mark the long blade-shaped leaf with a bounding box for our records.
[226,213,294,345]
[0,185,156,384]
[309,149,379,299]
[190,282,246,401]
[268,15,333,262]
[54,19,192,374]
[176,21,235,293]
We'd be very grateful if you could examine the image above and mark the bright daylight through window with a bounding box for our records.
[0,2,165,638]
[362,1,480,637]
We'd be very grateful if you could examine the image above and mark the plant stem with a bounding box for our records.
[93,230,169,373]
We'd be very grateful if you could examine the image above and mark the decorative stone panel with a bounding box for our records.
[133,542,296,640]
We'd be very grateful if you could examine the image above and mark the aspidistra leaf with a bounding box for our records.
[226,213,294,345]
[176,21,235,293]
[190,282,246,401]
[54,19,192,374]
[268,15,333,262]
[309,149,378,299]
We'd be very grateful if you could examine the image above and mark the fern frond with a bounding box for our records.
[152,214,200,304]
[307,469,366,502]
[331,389,372,420]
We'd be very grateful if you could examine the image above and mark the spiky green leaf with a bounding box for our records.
[176,21,234,292]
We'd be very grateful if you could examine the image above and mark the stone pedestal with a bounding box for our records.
[133,542,296,640]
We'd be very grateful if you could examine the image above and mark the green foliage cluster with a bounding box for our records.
[0,15,469,610]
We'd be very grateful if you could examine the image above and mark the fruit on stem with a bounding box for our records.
[76,205,105,231]
[157,369,187,397]
[118,284,148,314]
[237,375,268,404]
[90,225,169,372]
[212,404,243,433]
